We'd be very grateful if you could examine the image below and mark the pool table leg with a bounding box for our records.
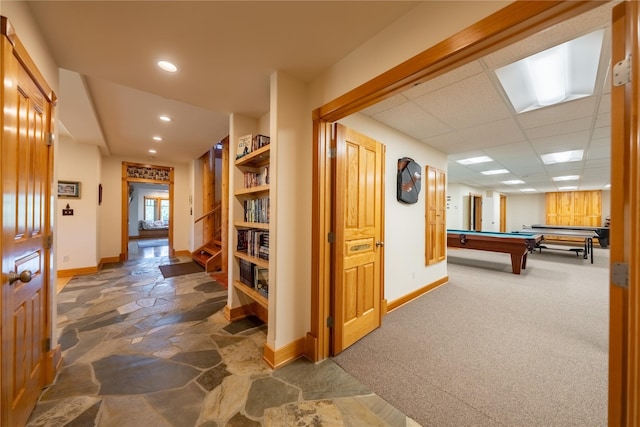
[510,252,526,274]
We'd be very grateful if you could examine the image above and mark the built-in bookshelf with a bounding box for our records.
[233,135,270,321]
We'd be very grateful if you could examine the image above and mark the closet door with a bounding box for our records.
[425,166,446,265]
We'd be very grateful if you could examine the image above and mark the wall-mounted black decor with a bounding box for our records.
[397,157,421,204]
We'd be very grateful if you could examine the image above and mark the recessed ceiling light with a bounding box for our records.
[153,136,163,141]
[481,169,509,175]
[502,180,525,185]
[149,149,157,154]
[157,60,178,73]
[159,115,172,122]
[558,186,578,190]
[520,188,537,192]
[540,149,583,165]
[495,29,604,113]
[552,175,580,182]
[456,156,493,165]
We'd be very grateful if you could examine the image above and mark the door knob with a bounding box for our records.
[7,270,32,285]
[376,241,384,247]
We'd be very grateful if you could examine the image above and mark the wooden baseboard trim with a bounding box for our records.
[44,344,62,384]
[304,332,319,362]
[57,266,99,278]
[174,250,191,257]
[387,275,449,312]
[263,337,305,369]
[224,303,267,324]
[100,256,120,265]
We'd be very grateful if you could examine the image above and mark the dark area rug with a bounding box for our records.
[159,262,204,278]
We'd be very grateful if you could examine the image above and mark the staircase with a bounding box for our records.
[193,240,222,272]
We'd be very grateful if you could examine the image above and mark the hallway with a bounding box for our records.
[29,254,418,426]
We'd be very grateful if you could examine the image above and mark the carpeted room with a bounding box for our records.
[332,245,609,426]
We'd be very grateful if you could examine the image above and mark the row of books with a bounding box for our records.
[237,229,269,260]
[243,197,269,223]
[239,259,269,298]
[244,166,269,188]
[236,134,270,159]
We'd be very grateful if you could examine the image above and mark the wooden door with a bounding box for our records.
[333,124,384,353]
[425,166,446,265]
[610,2,640,423]
[469,193,482,231]
[499,194,507,232]
[1,23,53,427]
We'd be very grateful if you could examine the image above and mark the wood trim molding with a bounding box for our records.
[387,276,449,312]
[263,338,305,369]
[57,266,99,278]
[44,345,62,384]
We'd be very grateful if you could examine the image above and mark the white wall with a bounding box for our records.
[339,113,448,303]
[505,193,546,231]
[57,139,101,270]
[270,71,311,349]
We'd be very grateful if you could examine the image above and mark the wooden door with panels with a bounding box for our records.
[425,165,446,265]
[1,17,55,427]
[332,124,384,354]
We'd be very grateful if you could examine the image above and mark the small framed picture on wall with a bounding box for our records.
[58,181,81,198]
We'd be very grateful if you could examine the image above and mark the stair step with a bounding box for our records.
[199,244,221,256]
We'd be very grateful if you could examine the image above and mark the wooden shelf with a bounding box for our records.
[233,280,268,310]
[235,144,270,168]
[235,184,270,196]
[234,251,269,268]
[234,221,269,230]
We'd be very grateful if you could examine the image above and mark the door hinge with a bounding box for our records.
[45,234,53,250]
[43,337,51,352]
[327,316,334,328]
[613,55,631,87]
[46,132,54,146]
[328,147,336,159]
[328,232,336,244]
[612,262,629,289]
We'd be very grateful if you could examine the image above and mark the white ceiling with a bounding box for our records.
[25,1,616,193]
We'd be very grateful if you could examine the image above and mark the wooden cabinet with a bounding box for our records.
[546,190,602,226]
[233,143,270,323]
[426,165,446,265]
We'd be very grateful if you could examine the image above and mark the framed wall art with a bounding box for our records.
[58,180,81,198]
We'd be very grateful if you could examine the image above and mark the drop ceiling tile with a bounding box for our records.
[517,97,597,129]
[413,73,512,129]
[587,138,610,160]
[371,102,450,140]
[403,61,484,99]
[456,118,525,147]
[523,117,592,140]
[591,126,610,140]
[598,93,611,114]
[530,130,590,155]
[360,94,409,116]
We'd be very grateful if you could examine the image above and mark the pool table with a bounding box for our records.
[447,229,543,275]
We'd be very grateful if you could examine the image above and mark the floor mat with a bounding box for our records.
[158,262,204,278]
[137,239,168,248]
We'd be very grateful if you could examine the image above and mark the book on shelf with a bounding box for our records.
[239,259,254,287]
[236,134,252,159]
[243,166,269,188]
[252,134,270,151]
[254,267,268,298]
[243,197,270,223]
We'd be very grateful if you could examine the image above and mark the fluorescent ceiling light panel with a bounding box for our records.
[552,175,580,181]
[540,149,583,165]
[520,188,537,192]
[502,180,525,185]
[604,184,611,189]
[153,136,163,141]
[558,186,578,190]
[456,156,493,165]
[159,115,172,122]
[495,29,604,113]
[481,169,509,175]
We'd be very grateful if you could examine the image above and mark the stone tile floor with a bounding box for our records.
[28,254,420,426]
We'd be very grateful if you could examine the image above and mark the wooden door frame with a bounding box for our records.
[308,0,609,370]
[120,162,175,260]
[469,192,483,231]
